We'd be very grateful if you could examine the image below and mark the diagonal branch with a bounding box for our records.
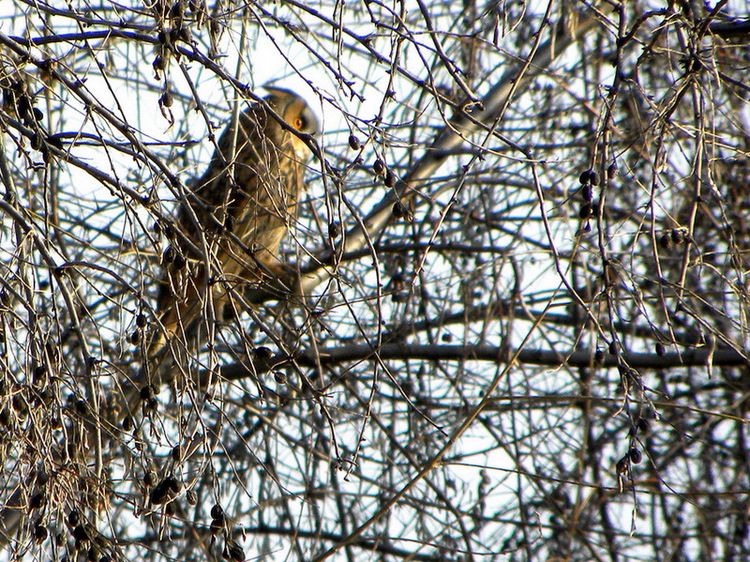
[297,14,599,296]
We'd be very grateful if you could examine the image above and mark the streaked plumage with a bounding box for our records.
[149,87,318,362]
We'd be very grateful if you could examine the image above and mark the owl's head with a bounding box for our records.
[263,87,319,161]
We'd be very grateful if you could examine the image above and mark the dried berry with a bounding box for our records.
[210,516,225,535]
[348,134,361,150]
[33,522,48,542]
[163,245,176,264]
[149,479,174,505]
[72,524,89,543]
[392,201,407,218]
[629,447,642,464]
[153,55,167,71]
[226,542,245,561]
[29,491,46,509]
[578,203,593,220]
[140,385,155,401]
[373,158,385,175]
[159,90,174,108]
[384,169,396,187]
[254,347,272,359]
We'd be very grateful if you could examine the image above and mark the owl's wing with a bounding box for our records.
[149,104,304,363]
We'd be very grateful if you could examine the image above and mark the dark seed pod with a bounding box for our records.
[172,252,186,270]
[579,169,591,185]
[655,342,665,356]
[163,222,175,238]
[136,313,147,328]
[608,341,618,355]
[67,510,80,528]
[210,517,224,535]
[29,491,47,509]
[578,203,593,219]
[159,91,173,108]
[211,504,224,519]
[607,162,618,178]
[637,417,650,434]
[149,481,169,505]
[140,385,155,401]
[129,330,140,345]
[658,233,672,250]
[178,27,192,43]
[348,134,360,150]
[16,96,31,120]
[328,222,340,239]
[384,169,396,187]
[615,456,629,474]
[629,447,642,464]
[373,158,385,175]
[589,170,599,186]
[46,135,63,149]
[227,542,245,561]
[166,476,181,493]
[171,445,182,461]
[254,347,272,359]
[392,201,407,218]
[72,524,89,543]
[33,107,44,121]
[75,399,87,415]
[163,245,176,264]
[122,415,133,431]
[153,55,167,71]
[34,523,48,542]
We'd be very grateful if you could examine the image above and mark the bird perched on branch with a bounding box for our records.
[148,87,319,368]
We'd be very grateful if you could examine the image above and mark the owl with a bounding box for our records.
[149,87,319,363]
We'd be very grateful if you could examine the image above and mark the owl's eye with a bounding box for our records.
[293,116,305,130]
